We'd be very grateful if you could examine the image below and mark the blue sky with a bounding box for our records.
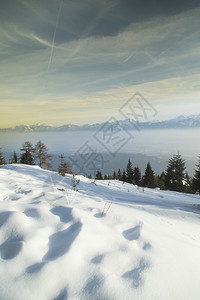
[0,0,200,127]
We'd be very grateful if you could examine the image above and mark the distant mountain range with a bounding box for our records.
[1,114,200,132]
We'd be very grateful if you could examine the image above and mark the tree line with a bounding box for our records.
[0,142,200,194]
[95,154,200,194]
[0,141,53,169]
[0,141,72,175]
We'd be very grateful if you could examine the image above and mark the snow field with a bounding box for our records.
[0,164,200,300]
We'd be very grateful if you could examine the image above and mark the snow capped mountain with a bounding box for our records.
[0,164,200,300]
[140,114,200,129]
[1,114,200,132]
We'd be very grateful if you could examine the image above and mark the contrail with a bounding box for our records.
[47,0,64,73]
[67,1,117,62]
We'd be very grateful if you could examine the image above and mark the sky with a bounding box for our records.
[0,0,200,128]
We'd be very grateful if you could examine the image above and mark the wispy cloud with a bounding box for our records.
[0,4,200,127]
[30,34,52,48]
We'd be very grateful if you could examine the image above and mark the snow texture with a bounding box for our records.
[0,164,200,300]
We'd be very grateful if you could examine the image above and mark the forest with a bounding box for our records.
[0,141,200,194]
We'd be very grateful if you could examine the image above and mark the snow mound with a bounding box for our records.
[0,164,200,300]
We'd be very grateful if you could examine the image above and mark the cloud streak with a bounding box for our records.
[0,2,200,127]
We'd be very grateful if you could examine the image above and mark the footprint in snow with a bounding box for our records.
[122,225,141,241]
[24,208,40,219]
[52,288,68,300]
[142,242,152,251]
[91,254,104,264]
[0,211,14,227]
[26,262,45,274]
[122,258,150,288]
[50,206,73,223]
[0,238,24,260]
[122,225,152,251]
[43,221,82,261]
[83,274,104,295]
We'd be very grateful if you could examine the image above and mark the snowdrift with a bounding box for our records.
[0,164,200,300]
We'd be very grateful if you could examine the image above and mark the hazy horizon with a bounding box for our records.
[0,113,200,129]
[1,128,199,177]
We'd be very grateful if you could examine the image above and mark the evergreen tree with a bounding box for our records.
[142,162,155,188]
[113,170,117,179]
[121,169,127,182]
[21,141,35,153]
[13,152,18,163]
[133,166,141,185]
[35,141,52,169]
[117,169,122,180]
[104,174,108,180]
[165,153,186,192]
[185,172,190,184]
[20,150,35,165]
[0,148,5,165]
[193,155,200,193]
[155,172,166,190]
[126,159,134,183]
[95,170,103,180]
[20,141,35,165]
[184,172,193,193]
[58,154,71,176]
[9,152,18,164]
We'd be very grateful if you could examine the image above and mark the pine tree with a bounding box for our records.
[142,162,155,188]
[133,166,141,185]
[104,174,108,180]
[20,150,35,165]
[193,155,200,193]
[117,169,122,180]
[113,170,117,179]
[20,142,35,165]
[35,141,52,169]
[184,172,193,193]
[9,152,18,164]
[21,141,35,153]
[126,159,134,183]
[95,170,103,180]
[121,169,127,182]
[13,152,18,163]
[58,154,71,176]
[165,153,186,192]
[0,148,5,165]
[155,172,166,190]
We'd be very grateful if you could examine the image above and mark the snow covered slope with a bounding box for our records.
[0,164,200,300]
